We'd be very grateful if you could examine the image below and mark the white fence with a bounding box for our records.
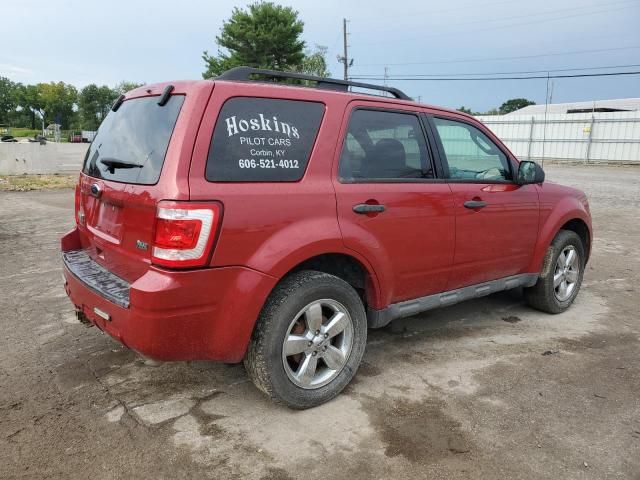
[476,111,640,163]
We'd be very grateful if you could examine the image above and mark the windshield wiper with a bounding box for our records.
[99,157,144,174]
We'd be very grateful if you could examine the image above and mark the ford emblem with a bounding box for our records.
[90,183,101,197]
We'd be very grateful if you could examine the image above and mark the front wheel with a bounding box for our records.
[524,230,586,313]
[244,270,367,409]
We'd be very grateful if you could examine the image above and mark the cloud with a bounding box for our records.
[0,63,33,77]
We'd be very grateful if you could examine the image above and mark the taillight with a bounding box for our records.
[74,184,85,225]
[151,201,222,268]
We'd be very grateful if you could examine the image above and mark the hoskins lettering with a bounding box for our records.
[225,114,300,139]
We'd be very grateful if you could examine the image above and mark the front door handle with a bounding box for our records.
[463,200,488,209]
[353,203,386,214]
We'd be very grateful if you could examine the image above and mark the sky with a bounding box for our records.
[1,0,639,112]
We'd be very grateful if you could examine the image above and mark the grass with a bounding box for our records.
[3,128,76,142]
[4,128,40,138]
[0,174,77,191]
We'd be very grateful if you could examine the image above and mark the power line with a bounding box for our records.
[351,0,638,37]
[355,3,639,47]
[353,45,640,67]
[350,71,640,81]
[353,63,640,78]
[348,0,516,26]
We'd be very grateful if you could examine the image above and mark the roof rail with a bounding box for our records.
[215,66,412,101]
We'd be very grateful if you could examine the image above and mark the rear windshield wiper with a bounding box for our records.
[99,157,144,174]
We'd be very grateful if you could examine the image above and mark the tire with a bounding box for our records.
[524,230,585,314]
[244,270,367,409]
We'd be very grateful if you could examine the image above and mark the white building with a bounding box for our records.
[509,98,640,115]
[477,98,640,162]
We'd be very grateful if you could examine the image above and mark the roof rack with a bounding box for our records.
[216,66,412,101]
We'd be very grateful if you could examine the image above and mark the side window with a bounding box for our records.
[339,109,433,181]
[432,117,512,181]
[206,98,324,182]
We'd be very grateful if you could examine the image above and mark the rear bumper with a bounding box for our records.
[61,228,277,362]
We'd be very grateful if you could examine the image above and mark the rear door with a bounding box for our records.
[427,114,539,290]
[333,103,455,306]
[77,83,211,282]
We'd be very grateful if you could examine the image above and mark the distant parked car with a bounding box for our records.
[61,67,593,408]
[82,130,97,143]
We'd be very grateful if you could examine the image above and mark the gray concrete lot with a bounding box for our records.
[1,165,639,479]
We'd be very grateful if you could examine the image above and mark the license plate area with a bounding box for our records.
[92,201,123,239]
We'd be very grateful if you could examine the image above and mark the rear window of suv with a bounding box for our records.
[206,98,324,182]
[82,95,184,185]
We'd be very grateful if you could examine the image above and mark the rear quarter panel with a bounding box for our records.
[188,82,387,303]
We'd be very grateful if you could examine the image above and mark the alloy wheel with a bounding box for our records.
[553,245,580,302]
[282,299,354,389]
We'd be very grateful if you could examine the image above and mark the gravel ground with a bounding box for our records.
[0,164,638,480]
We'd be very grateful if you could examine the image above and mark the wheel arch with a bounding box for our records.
[278,252,382,310]
[560,218,591,263]
[528,205,592,274]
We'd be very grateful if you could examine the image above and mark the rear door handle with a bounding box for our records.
[463,200,488,209]
[353,203,386,214]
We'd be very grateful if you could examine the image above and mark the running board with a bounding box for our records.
[367,273,539,328]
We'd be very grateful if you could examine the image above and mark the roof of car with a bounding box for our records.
[124,73,470,121]
[211,77,468,119]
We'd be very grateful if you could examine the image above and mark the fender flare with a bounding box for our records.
[528,200,592,274]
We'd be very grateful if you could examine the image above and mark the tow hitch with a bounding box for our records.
[75,309,94,327]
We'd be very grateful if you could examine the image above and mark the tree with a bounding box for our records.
[499,98,535,115]
[37,82,78,129]
[202,2,305,78]
[457,106,475,115]
[297,45,330,77]
[0,77,19,124]
[79,84,118,130]
[79,82,144,130]
[114,81,144,95]
[15,84,44,129]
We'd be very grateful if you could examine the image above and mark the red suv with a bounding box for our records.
[61,68,592,408]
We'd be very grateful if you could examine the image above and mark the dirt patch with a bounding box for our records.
[361,395,471,463]
[260,467,295,480]
[357,361,382,377]
[502,315,522,323]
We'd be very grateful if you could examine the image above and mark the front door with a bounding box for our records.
[333,104,455,306]
[428,115,539,290]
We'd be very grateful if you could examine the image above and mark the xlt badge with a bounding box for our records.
[136,240,148,251]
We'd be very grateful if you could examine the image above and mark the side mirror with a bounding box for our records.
[516,161,545,185]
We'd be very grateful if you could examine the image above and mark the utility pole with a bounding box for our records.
[383,67,389,96]
[337,19,353,80]
[342,18,349,80]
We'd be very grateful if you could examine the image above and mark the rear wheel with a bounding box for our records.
[244,270,367,409]
[524,230,585,313]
